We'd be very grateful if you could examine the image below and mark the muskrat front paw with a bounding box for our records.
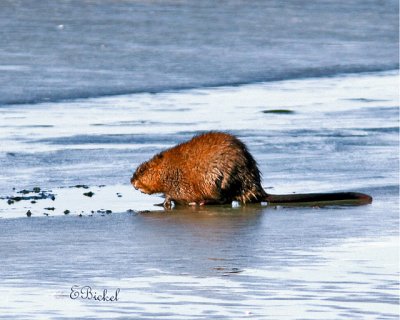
[163,198,173,209]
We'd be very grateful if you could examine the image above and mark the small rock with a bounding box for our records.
[44,207,55,211]
[26,210,32,217]
[83,191,94,197]
[7,199,14,205]
[64,210,70,215]
[33,187,41,193]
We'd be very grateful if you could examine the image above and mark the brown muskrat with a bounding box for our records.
[131,132,372,208]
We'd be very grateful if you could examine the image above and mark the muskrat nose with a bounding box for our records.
[130,176,137,189]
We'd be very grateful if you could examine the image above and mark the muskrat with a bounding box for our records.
[131,132,372,208]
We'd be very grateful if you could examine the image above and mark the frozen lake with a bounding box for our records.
[0,71,398,319]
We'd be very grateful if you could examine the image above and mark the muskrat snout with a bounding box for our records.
[130,176,138,189]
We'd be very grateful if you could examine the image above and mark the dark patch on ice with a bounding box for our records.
[73,184,89,189]
[345,98,390,103]
[2,188,55,204]
[152,107,192,112]
[262,109,295,114]
[18,187,41,194]
[97,209,112,214]
[22,125,54,128]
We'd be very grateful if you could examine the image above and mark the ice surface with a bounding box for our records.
[0,71,398,319]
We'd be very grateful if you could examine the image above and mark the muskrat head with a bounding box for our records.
[130,153,165,195]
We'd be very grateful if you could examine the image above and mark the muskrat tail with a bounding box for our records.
[263,192,373,206]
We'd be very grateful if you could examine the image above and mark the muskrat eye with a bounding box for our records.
[133,161,150,181]
[135,162,149,177]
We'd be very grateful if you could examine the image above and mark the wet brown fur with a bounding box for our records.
[131,132,372,207]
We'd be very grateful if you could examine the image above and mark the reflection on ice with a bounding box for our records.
[1,237,397,319]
